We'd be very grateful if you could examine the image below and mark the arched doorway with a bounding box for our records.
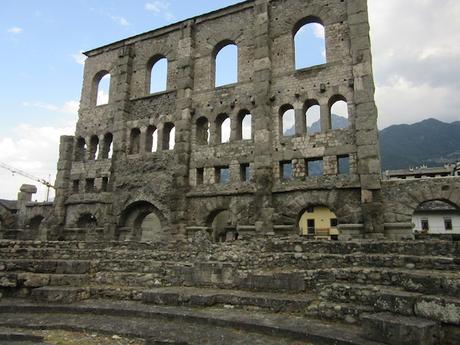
[413,200,460,236]
[29,215,45,240]
[119,201,165,242]
[298,206,338,240]
[209,210,234,242]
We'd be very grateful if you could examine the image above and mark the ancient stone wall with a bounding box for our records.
[47,0,385,241]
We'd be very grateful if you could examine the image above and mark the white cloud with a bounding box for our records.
[145,1,175,21]
[0,122,76,201]
[110,16,130,27]
[145,1,168,12]
[71,51,87,65]
[97,90,109,106]
[22,100,80,115]
[7,27,23,34]
[313,23,325,39]
[368,0,460,128]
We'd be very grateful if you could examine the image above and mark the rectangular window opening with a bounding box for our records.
[444,218,453,231]
[280,161,293,180]
[337,155,350,175]
[216,166,230,184]
[85,178,95,193]
[72,180,80,194]
[101,177,109,192]
[240,163,251,182]
[307,219,315,235]
[421,219,429,231]
[330,218,338,227]
[196,168,204,185]
[307,158,324,177]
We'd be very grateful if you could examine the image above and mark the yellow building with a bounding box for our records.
[299,206,339,239]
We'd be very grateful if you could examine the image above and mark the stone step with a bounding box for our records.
[265,239,459,256]
[0,248,182,261]
[0,330,44,343]
[30,286,90,304]
[0,298,387,345]
[0,272,88,291]
[2,250,458,272]
[0,259,90,274]
[321,282,460,325]
[306,267,460,297]
[362,312,440,345]
[141,287,316,313]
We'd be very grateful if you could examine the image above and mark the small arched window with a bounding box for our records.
[329,95,349,130]
[75,137,87,162]
[162,123,175,150]
[88,135,99,160]
[215,114,231,144]
[196,117,210,145]
[94,71,110,106]
[305,100,321,135]
[146,125,158,152]
[280,105,295,137]
[294,18,326,70]
[148,56,168,94]
[129,128,141,155]
[215,42,238,87]
[101,133,113,159]
[237,110,252,140]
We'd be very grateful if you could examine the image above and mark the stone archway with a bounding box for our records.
[29,215,45,240]
[119,201,166,242]
[298,205,339,240]
[208,209,234,242]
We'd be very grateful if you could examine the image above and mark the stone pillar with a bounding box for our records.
[169,20,196,239]
[347,0,384,237]
[52,135,74,240]
[252,0,275,233]
[319,101,330,133]
[294,106,305,137]
[103,45,136,240]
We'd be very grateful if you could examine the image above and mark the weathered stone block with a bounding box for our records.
[362,312,440,345]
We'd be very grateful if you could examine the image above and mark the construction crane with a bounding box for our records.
[0,162,55,202]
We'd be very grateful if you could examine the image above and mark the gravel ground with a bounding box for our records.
[36,330,144,345]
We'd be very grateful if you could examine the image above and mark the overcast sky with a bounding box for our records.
[0,0,459,201]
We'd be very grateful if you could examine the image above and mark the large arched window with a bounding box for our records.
[329,95,349,130]
[305,100,321,135]
[215,114,231,144]
[148,56,168,94]
[94,71,110,106]
[214,42,238,87]
[88,135,99,160]
[196,117,210,145]
[237,110,252,140]
[162,123,175,150]
[280,105,295,137]
[146,125,158,152]
[101,133,113,159]
[294,18,326,70]
[129,128,141,155]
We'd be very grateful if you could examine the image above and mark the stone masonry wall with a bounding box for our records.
[49,0,383,241]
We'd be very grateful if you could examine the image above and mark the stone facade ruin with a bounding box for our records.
[0,2,460,344]
[1,0,460,243]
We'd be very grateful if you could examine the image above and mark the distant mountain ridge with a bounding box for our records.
[379,118,460,170]
[288,116,460,171]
